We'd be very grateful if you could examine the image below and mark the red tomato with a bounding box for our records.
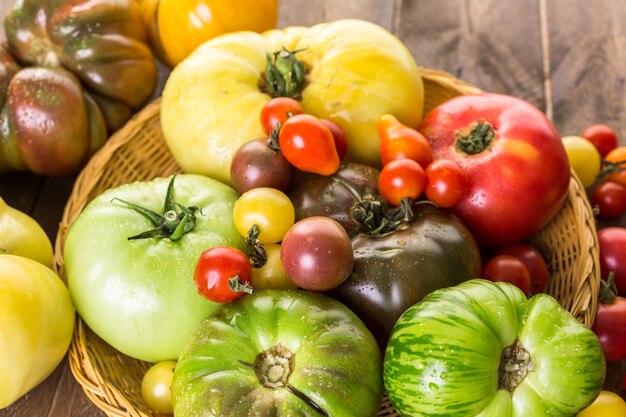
[602,146,626,188]
[419,93,571,247]
[321,119,348,160]
[482,255,531,297]
[193,246,253,303]
[581,124,618,157]
[598,227,626,296]
[424,159,468,208]
[378,158,426,206]
[592,283,626,363]
[278,114,340,176]
[377,113,433,168]
[591,181,626,218]
[495,243,549,294]
[259,97,304,135]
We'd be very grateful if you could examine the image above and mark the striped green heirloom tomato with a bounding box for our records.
[383,279,605,417]
[172,289,383,417]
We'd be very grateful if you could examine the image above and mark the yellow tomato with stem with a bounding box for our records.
[138,0,278,67]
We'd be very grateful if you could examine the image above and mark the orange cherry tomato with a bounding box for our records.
[259,97,304,136]
[602,146,626,187]
[424,159,468,208]
[377,114,433,168]
[378,158,426,206]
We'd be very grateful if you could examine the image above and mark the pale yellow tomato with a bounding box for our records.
[0,255,75,409]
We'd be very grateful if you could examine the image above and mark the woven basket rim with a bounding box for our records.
[53,66,600,417]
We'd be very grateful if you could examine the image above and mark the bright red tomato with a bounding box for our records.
[592,280,626,363]
[321,119,348,160]
[602,146,626,188]
[598,227,626,296]
[193,246,253,303]
[591,181,626,218]
[377,114,433,168]
[495,243,549,294]
[581,124,618,157]
[419,93,571,248]
[259,97,304,135]
[424,159,467,208]
[278,114,340,176]
[482,255,531,297]
[378,158,426,206]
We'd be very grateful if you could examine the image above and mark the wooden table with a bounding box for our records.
[1,1,625,415]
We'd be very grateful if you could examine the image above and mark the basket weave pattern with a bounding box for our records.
[54,68,600,417]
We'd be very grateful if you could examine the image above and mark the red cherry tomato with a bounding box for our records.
[602,146,626,188]
[378,158,426,206]
[321,119,348,160]
[377,114,433,168]
[495,243,549,294]
[278,114,340,176]
[259,97,304,135]
[424,159,468,208]
[591,181,626,218]
[598,227,626,296]
[193,246,253,303]
[581,124,619,157]
[482,255,531,297]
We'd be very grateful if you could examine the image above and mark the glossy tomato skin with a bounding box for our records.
[495,243,549,294]
[289,163,380,238]
[482,255,531,296]
[384,280,605,417]
[424,159,467,208]
[592,295,626,362]
[591,181,626,218]
[598,227,626,296]
[329,203,482,349]
[419,93,571,248]
[378,158,426,206]
[576,391,626,417]
[172,290,383,417]
[194,246,252,303]
[259,97,304,135]
[581,124,618,157]
[603,146,626,187]
[64,175,245,362]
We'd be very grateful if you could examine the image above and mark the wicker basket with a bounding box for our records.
[54,68,600,417]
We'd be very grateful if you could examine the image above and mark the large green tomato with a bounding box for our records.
[0,255,74,409]
[383,279,605,417]
[172,289,383,417]
[64,174,245,362]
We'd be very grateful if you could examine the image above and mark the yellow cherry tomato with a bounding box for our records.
[139,0,278,67]
[233,188,294,244]
[141,360,176,414]
[251,243,297,290]
[0,196,53,267]
[0,255,75,409]
[577,391,626,417]
[562,135,602,189]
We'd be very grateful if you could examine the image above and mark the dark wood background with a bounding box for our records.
[1,0,625,416]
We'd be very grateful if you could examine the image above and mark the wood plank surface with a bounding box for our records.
[0,1,625,416]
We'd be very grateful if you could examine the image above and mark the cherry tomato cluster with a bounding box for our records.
[376,114,468,209]
[195,98,355,303]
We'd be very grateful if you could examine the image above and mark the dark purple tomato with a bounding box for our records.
[230,138,295,194]
[280,216,354,291]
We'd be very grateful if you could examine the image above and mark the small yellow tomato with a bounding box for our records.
[562,135,602,188]
[141,361,176,414]
[577,391,626,417]
[251,243,297,290]
[0,197,53,267]
[233,188,295,244]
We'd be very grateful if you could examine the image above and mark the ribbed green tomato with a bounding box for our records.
[384,279,605,417]
[172,289,383,417]
[64,174,245,362]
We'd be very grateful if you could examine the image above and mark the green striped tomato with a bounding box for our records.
[384,279,605,417]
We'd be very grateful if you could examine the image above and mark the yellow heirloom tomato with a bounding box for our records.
[161,19,424,185]
[139,0,278,67]
[0,197,53,268]
[0,255,75,409]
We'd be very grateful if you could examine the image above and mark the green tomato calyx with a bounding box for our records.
[228,276,255,295]
[498,339,533,392]
[246,224,268,268]
[455,119,495,155]
[112,176,200,241]
[599,271,618,304]
[265,47,306,99]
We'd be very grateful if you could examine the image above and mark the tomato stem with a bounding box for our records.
[597,158,626,179]
[228,276,255,295]
[246,224,268,268]
[455,120,495,155]
[599,271,618,304]
[265,47,307,99]
[498,339,532,392]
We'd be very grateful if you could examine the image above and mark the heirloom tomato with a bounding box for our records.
[592,276,626,362]
[162,19,424,184]
[419,93,571,247]
[598,227,626,296]
[384,279,605,417]
[64,175,245,362]
[0,196,53,267]
[602,146,626,187]
[0,255,74,409]
[172,290,383,417]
